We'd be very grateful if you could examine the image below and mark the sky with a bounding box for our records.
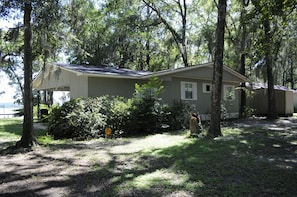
[0,17,68,104]
[0,18,18,104]
[0,74,16,103]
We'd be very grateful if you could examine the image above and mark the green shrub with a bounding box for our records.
[104,96,131,135]
[47,77,190,139]
[48,98,105,139]
[166,100,191,130]
[125,76,170,135]
[48,96,130,140]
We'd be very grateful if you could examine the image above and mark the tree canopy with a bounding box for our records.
[2,0,296,84]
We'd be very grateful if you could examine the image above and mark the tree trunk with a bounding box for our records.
[240,53,246,117]
[146,5,151,69]
[239,8,247,117]
[290,61,294,89]
[208,0,227,137]
[264,18,277,120]
[16,2,36,148]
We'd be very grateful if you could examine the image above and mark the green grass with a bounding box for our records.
[0,118,58,146]
[1,118,297,196]
[76,124,296,196]
[0,119,23,140]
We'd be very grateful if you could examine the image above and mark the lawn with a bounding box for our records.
[0,117,296,196]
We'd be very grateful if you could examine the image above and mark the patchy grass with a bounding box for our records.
[0,118,47,138]
[0,118,297,196]
[0,118,60,147]
[0,118,23,139]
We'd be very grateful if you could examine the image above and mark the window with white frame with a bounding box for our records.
[223,85,235,101]
[202,83,212,93]
[181,81,197,100]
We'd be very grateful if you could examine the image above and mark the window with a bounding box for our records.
[185,83,193,99]
[202,83,212,93]
[223,85,235,101]
[181,81,197,100]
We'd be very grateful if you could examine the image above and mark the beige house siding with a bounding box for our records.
[169,66,245,83]
[88,77,139,98]
[160,76,241,120]
[250,89,293,116]
[294,92,297,111]
[70,75,88,99]
[284,91,294,114]
[33,67,88,99]
[33,68,71,91]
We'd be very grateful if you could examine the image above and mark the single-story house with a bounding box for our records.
[248,83,294,116]
[33,62,248,120]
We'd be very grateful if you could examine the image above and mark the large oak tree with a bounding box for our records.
[16,1,35,147]
[208,0,227,137]
[1,0,62,148]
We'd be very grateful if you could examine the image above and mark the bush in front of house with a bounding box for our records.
[47,77,189,139]
[48,96,131,140]
[166,100,191,130]
[124,76,170,135]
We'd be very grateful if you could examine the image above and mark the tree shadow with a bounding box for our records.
[1,118,297,196]
[153,118,297,196]
[0,142,173,196]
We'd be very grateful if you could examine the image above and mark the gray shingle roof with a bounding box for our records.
[57,63,152,77]
[248,82,294,91]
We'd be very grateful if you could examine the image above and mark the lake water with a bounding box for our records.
[0,103,23,119]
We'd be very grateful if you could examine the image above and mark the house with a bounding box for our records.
[248,83,294,116]
[33,62,248,120]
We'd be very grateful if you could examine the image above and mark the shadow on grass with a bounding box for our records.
[0,119,297,196]
[0,119,48,151]
[156,134,297,196]
[0,120,23,136]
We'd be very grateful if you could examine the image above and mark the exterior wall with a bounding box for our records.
[250,89,268,115]
[250,89,293,116]
[174,66,244,82]
[161,76,241,120]
[88,77,139,98]
[294,92,297,111]
[275,90,286,115]
[35,69,72,90]
[70,75,88,99]
[87,75,241,120]
[285,91,294,115]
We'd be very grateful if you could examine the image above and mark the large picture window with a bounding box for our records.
[181,81,197,100]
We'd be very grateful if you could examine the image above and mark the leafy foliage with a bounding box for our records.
[47,77,188,139]
[127,76,167,134]
[48,96,129,140]
[166,100,191,130]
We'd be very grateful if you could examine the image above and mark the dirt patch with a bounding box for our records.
[1,117,297,196]
[0,134,189,197]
